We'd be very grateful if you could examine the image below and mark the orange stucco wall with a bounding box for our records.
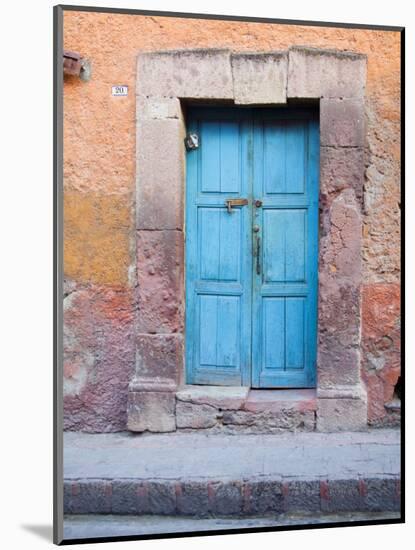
[63,11,401,430]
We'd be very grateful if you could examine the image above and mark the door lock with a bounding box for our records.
[254,199,263,208]
[225,198,249,213]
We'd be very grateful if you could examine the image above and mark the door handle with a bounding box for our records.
[255,235,261,275]
[225,198,248,213]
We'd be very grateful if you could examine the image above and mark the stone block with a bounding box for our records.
[246,480,284,514]
[134,334,183,384]
[211,482,243,515]
[318,336,361,386]
[221,409,315,433]
[136,231,183,334]
[127,390,176,432]
[111,480,138,514]
[63,481,74,514]
[70,480,112,514]
[288,47,366,99]
[320,98,366,147]
[176,482,210,516]
[321,480,362,512]
[176,401,218,429]
[137,49,234,99]
[244,389,317,414]
[136,118,184,230]
[221,410,255,427]
[176,385,249,410]
[231,52,287,104]
[317,389,367,432]
[319,189,362,283]
[136,96,182,120]
[320,147,364,205]
[364,478,400,512]
[147,481,176,515]
[283,480,321,512]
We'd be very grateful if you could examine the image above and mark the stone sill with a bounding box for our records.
[176,385,317,414]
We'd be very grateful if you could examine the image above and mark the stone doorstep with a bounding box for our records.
[64,477,401,516]
[127,386,318,434]
[174,386,318,431]
[176,386,317,414]
[244,389,317,413]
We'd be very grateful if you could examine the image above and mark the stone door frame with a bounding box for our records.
[128,46,368,432]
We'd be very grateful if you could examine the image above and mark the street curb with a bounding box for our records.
[64,477,401,516]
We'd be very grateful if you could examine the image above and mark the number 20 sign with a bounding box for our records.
[112,85,128,96]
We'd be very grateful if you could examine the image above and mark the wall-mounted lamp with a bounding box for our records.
[63,50,91,82]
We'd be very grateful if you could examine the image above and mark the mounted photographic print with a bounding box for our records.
[54,4,404,544]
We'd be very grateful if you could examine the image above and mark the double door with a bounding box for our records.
[185,106,319,388]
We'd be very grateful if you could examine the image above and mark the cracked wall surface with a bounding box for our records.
[63,12,401,431]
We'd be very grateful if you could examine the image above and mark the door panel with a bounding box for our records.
[285,297,305,370]
[200,120,241,193]
[198,208,241,282]
[262,297,285,370]
[263,120,306,195]
[186,107,319,388]
[199,294,240,368]
[185,111,252,386]
[251,114,319,388]
[263,209,306,283]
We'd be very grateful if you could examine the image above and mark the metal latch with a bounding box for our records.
[184,133,199,150]
[225,198,249,213]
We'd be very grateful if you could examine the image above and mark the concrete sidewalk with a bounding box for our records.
[64,429,401,516]
[64,512,401,540]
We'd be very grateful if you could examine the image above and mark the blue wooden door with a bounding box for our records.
[185,107,319,388]
[251,111,319,388]
[185,109,253,385]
